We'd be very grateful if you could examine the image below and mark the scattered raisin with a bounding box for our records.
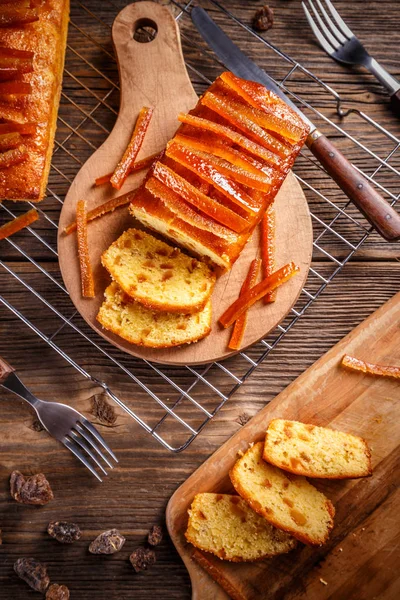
[46,584,70,600]
[147,525,163,547]
[14,558,50,593]
[47,521,81,544]
[10,471,54,506]
[252,5,274,32]
[129,546,156,572]
[89,529,126,554]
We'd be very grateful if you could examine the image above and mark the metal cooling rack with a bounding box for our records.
[1,0,399,452]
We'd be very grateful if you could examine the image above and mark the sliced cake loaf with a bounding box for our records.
[230,442,335,546]
[101,229,215,314]
[263,419,372,479]
[185,493,297,562]
[97,282,211,348]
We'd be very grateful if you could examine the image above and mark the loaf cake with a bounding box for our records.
[263,419,372,479]
[101,228,215,314]
[0,0,69,201]
[97,282,212,348]
[185,492,297,562]
[230,442,335,546]
[129,71,309,269]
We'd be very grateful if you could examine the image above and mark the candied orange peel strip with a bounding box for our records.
[341,355,400,380]
[228,258,261,350]
[64,192,133,235]
[220,72,306,143]
[0,121,36,135]
[166,142,259,214]
[76,200,95,298]
[0,131,22,151]
[261,207,276,303]
[201,91,291,158]
[0,81,31,95]
[0,7,39,27]
[178,112,285,170]
[0,145,28,168]
[152,161,249,233]
[95,152,158,186]
[110,106,154,191]
[219,262,299,328]
[0,208,38,241]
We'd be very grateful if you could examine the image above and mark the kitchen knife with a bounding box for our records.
[191,6,400,241]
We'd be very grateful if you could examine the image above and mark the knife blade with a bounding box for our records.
[191,6,400,242]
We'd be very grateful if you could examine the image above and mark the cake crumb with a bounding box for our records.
[338,547,343,552]
[320,578,328,586]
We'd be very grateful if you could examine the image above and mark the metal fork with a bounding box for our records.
[302,0,400,114]
[0,357,117,482]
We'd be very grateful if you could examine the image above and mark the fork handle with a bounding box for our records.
[390,90,400,117]
[307,131,400,241]
[0,356,15,384]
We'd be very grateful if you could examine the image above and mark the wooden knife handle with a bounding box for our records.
[307,131,400,241]
[390,89,400,117]
[0,356,15,384]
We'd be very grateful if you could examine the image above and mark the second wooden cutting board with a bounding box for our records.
[166,292,400,600]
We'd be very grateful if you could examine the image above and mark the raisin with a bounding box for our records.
[129,546,156,572]
[10,471,54,505]
[14,558,50,593]
[46,584,70,600]
[89,529,126,554]
[252,5,274,32]
[147,525,163,547]
[47,521,81,544]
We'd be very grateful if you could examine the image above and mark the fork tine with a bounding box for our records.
[306,0,341,50]
[302,2,336,55]
[78,419,118,463]
[324,0,354,38]
[63,438,103,482]
[69,430,108,474]
[73,425,113,469]
[316,0,347,44]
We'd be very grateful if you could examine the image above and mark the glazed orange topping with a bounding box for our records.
[201,91,292,158]
[341,355,400,379]
[220,72,306,143]
[261,207,276,303]
[178,112,285,170]
[76,200,95,298]
[0,45,34,77]
[0,145,28,168]
[166,141,259,214]
[219,262,299,328]
[64,192,133,235]
[228,258,261,350]
[94,152,158,186]
[0,207,38,240]
[110,106,154,191]
[152,160,249,233]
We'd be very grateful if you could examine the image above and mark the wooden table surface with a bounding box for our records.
[1,1,399,598]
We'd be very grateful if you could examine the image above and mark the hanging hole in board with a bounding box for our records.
[133,18,158,43]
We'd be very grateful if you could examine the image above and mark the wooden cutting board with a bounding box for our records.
[166,292,400,600]
[57,1,313,366]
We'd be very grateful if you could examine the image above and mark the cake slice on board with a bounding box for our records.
[101,229,215,314]
[263,419,372,479]
[185,493,297,562]
[230,442,335,546]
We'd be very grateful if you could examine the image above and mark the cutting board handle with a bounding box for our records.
[112,1,195,141]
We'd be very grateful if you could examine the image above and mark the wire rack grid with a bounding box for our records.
[0,0,399,452]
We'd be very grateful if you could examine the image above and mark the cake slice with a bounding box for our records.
[97,282,211,348]
[185,493,297,562]
[230,442,335,546]
[101,229,215,314]
[263,419,372,479]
